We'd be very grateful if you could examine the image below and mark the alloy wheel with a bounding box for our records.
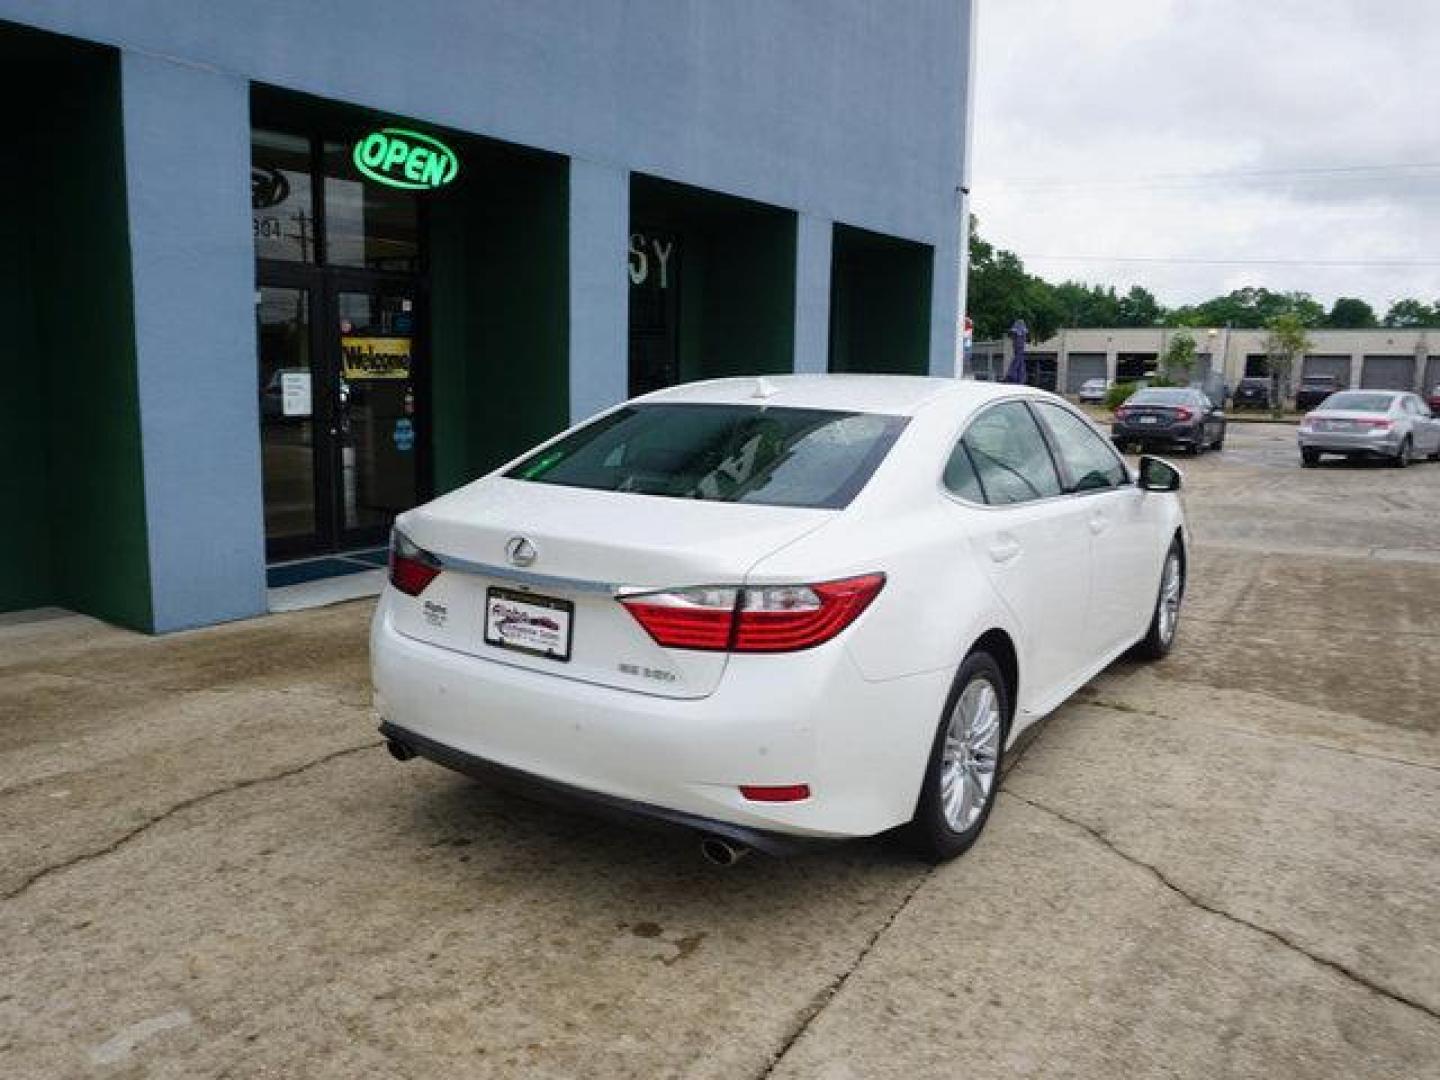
[940,677,1002,832]
[1158,552,1183,645]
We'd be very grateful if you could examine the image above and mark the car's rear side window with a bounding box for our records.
[506,403,909,509]
[956,402,1062,505]
[1032,403,1128,491]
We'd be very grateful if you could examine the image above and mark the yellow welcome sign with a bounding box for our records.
[341,336,411,380]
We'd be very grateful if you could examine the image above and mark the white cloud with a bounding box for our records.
[971,0,1440,312]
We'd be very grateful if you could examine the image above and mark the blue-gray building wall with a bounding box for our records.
[120,53,267,631]
[0,0,973,630]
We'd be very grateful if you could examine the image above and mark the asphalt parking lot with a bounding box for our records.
[2,422,1437,1079]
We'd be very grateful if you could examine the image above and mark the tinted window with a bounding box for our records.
[961,403,1062,505]
[942,440,985,502]
[1033,403,1128,491]
[1129,389,1196,405]
[507,404,908,509]
[1319,392,1395,413]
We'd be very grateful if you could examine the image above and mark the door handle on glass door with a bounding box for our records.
[988,536,1022,564]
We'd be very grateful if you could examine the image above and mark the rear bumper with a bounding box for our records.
[1112,422,1202,443]
[380,720,829,856]
[1297,430,1400,455]
[370,594,949,841]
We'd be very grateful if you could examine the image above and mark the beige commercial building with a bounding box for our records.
[969,327,1440,399]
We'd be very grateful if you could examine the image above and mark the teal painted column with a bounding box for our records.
[121,51,267,631]
[568,159,629,422]
[793,213,832,375]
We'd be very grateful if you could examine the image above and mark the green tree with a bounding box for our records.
[1159,329,1197,384]
[966,217,1063,342]
[1326,297,1377,328]
[1262,313,1312,417]
[1382,298,1438,328]
[1116,285,1164,327]
[1175,287,1325,329]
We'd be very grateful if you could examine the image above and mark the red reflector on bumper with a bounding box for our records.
[739,784,811,803]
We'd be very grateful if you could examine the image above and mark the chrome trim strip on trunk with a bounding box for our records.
[433,553,619,595]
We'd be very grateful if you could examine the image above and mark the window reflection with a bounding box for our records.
[251,130,316,263]
[323,141,419,272]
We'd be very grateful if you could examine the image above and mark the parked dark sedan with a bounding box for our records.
[1295,374,1345,412]
[1112,387,1226,455]
[1232,377,1271,410]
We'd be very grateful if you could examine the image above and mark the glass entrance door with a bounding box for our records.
[257,277,421,560]
[334,286,420,548]
[258,285,322,555]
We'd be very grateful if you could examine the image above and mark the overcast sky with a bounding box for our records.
[969,0,1440,313]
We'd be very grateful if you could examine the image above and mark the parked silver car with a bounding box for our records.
[1297,390,1440,467]
[1077,377,1110,403]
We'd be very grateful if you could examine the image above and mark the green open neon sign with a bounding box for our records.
[352,127,459,191]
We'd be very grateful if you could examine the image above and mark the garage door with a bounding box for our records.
[1065,353,1106,393]
[1424,356,1440,395]
[1302,354,1351,385]
[1361,355,1416,391]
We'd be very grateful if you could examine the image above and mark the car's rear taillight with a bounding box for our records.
[388,528,441,596]
[619,574,885,653]
[1113,407,1129,420]
[616,586,738,650]
[1361,418,1393,430]
[1174,407,1194,421]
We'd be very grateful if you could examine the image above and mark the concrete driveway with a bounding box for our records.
[2,424,1437,1078]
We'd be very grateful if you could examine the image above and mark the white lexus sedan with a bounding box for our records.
[372,376,1187,863]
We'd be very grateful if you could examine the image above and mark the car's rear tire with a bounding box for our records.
[1135,540,1184,661]
[907,651,1008,863]
[1301,449,1320,467]
[1393,438,1413,468]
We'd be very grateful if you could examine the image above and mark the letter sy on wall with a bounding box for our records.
[352,128,460,191]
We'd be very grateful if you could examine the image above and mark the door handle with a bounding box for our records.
[988,537,1022,564]
[1088,512,1108,535]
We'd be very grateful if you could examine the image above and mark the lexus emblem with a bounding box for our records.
[505,537,537,567]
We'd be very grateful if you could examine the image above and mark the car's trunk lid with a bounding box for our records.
[389,478,833,698]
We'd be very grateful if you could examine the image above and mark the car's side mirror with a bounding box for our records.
[1138,455,1182,492]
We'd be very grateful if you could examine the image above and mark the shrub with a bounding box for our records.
[1104,381,1139,411]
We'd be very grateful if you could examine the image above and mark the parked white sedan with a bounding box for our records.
[372,376,1188,863]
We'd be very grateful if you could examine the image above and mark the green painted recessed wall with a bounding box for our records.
[0,36,152,628]
[430,146,570,494]
[829,224,933,377]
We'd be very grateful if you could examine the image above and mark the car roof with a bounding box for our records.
[636,374,1047,417]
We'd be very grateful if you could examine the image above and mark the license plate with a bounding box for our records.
[1139,415,1159,424]
[484,587,574,662]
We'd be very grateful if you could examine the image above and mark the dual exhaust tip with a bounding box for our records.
[386,738,750,866]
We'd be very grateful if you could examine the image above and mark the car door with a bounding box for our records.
[942,400,1094,708]
[1031,401,1160,656]
[1408,395,1440,453]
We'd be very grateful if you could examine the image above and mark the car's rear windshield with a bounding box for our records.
[505,403,909,509]
[1129,389,1194,404]
[1318,392,1394,412]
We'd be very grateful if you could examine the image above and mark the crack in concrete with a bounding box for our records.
[756,867,933,1079]
[1,741,382,904]
[1075,695,1440,774]
[1001,788,1440,1026]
